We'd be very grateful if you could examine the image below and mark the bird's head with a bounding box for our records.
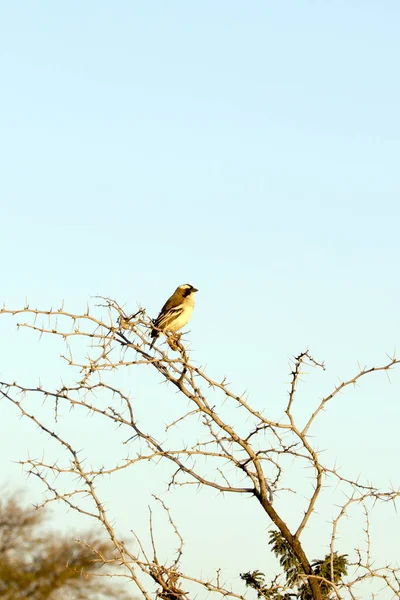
[177,284,198,297]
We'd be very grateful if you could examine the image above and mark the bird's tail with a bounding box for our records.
[149,329,158,350]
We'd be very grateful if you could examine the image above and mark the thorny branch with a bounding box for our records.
[0,299,399,600]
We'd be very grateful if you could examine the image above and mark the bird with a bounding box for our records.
[150,284,198,349]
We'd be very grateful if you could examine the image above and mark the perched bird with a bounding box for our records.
[150,284,198,349]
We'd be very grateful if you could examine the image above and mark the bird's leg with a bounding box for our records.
[166,332,182,352]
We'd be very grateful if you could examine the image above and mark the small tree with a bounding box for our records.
[0,495,129,599]
[0,297,399,600]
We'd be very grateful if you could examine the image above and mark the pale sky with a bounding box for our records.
[1,2,400,597]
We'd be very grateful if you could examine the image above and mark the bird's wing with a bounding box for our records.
[154,304,184,330]
[159,293,181,315]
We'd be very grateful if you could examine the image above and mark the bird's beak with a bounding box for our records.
[192,287,199,292]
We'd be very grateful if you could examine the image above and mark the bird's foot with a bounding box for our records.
[166,332,183,352]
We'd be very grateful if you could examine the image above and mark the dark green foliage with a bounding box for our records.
[241,530,348,600]
[304,554,348,600]
[240,570,295,599]
[269,530,303,588]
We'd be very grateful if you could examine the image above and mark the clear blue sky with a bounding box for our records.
[1,1,400,595]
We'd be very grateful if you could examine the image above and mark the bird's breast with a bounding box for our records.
[185,293,196,307]
[168,303,194,332]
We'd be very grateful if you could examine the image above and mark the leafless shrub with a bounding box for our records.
[0,298,399,600]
